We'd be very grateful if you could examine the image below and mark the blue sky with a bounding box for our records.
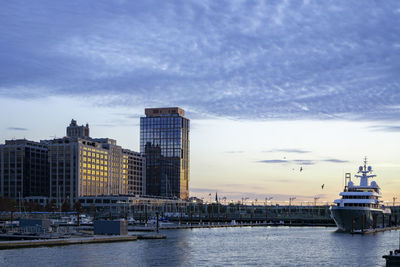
[1,0,400,203]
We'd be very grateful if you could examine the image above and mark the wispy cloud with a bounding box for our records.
[292,160,315,165]
[368,125,400,132]
[7,127,28,131]
[225,150,244,154]
[264,149,311,154]
[322,159,350,163]
[257,159,315,165]
[190,187,219,193]
[257,158,348,165]
[257,159,288,164]
[1,1,400,121]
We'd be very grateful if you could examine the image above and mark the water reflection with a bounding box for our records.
[0,227,397,266]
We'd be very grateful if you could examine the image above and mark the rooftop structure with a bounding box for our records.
[67,119,90,139]
[145,107,185,117]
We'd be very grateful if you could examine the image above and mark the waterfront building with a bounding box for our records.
[140,107,190,200]
[44,120,138,206]
[0,139,48,199]
[0,119,147,207]
[92,138,127,195]
[122,149,146,196]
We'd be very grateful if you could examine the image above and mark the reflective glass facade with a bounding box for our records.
[140,108,189,200]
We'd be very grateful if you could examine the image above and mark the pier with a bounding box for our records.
[0,234,167,250]
[0,235,138,249]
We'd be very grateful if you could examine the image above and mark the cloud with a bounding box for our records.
[1,1,400,121]
[257,159,315,165]
[257,158,348,165]
[7,127,28,131]
[264,149,311,154]
[368,125,400,132]
[257,160,288,164]
[292,160,315,165]
[190,187,219,193]
[225,150,244,154]
[322,159,350,163]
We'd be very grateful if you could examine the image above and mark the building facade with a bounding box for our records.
[46,137,131,206]
[123,149,146,196]
[44,121,143,206]
[0,119,148,207]
[0,140,48,199]
[140,107,189,200]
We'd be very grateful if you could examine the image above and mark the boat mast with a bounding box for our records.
[354,157,376,187]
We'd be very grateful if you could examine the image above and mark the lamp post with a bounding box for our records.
[314,197,320,206]
[393,196,397,207]
[289,197,296,206]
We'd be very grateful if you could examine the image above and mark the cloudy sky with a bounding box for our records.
[1,0,400,203]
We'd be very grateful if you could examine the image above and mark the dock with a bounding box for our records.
[350,226,400,235]
[0,234,166,250]
[128,221,336,232]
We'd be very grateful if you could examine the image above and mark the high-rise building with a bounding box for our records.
[0,140,48,199]
[140,107,189,200]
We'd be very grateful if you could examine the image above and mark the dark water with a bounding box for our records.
[0,227,398,266]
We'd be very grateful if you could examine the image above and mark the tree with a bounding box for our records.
[45,200,57,212]
[73,201,82,212]
[0,197,17,212]
[61,200,71,212]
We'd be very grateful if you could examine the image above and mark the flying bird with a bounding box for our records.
[300,167,303,172]
[321,184,325,189]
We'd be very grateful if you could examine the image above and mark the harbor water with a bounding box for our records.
[0,226,398,266]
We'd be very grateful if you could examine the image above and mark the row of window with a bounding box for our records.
[342,203,380,208]
[342,196,377,199]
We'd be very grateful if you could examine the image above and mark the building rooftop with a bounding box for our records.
[145,107,185,117]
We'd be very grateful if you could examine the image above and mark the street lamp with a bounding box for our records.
[289,197,296,206]
[393,196,397,207]
[314,196,320,206]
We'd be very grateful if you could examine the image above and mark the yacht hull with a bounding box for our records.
[330,207,384,232]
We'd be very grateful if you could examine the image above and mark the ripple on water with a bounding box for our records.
[0,227,396,266]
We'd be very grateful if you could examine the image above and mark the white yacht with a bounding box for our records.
[330,158,391,232]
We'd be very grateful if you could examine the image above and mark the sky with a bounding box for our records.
[1,0,400,204]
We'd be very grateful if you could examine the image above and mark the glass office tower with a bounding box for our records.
[140,107,189,200]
